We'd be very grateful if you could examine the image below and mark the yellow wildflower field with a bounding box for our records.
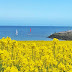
[0,37,72,72]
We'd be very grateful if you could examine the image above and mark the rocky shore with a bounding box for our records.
[48,30,72,40]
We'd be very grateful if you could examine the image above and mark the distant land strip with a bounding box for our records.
[48,30,72,40]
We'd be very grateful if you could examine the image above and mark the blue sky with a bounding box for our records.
[0,0,72,26]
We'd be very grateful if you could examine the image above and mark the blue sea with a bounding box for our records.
[0,26,72,41]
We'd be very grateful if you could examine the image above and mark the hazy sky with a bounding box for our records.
[0,0,72,26]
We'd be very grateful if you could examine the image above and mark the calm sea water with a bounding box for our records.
[0,26,72,41]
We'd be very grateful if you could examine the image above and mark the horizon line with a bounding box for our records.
[0,25,71,27]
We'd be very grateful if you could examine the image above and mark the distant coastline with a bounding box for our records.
[48,30,72,40]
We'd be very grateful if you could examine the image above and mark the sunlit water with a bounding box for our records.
[0,26,72,41]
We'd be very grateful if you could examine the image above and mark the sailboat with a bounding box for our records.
[16,29,18,35]
[30,28,31,32]
[27,28,31,35]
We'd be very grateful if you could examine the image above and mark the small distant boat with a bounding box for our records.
[16,29,18,35]
[30,28,31,32]
[27,28,31,35]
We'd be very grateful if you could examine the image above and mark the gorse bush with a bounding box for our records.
[0,37,72,72]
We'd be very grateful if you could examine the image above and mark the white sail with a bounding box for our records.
[16,29,18,35]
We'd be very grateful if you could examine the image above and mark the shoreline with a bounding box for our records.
[48,30,72,40]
